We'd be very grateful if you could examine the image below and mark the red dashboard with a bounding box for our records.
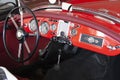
[21,11,120,56]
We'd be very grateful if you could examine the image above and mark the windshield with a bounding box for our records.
[0,0,16,21]
[0,0,16,5]
[0,0,16,8]
[0,0,15,3]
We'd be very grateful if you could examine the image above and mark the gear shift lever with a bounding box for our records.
[54,49,62,71]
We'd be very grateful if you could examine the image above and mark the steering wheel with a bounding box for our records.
[3,6,39,63]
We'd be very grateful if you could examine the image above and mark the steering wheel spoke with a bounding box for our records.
[28,33,37,37]
[24,40,31,54]
[18,43,23,59]
[19,7,24,27]
[9,15,19,30]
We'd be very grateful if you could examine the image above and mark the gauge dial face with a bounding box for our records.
[29,19,37,32]
[50,24,56,31]
[39,22,49,34]
[71,29,77,36]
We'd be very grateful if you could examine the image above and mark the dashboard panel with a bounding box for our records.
[23,16,120,56]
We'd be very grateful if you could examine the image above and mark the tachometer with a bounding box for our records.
[39,22,49,34]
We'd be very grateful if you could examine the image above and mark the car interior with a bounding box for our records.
[0,0,120,80]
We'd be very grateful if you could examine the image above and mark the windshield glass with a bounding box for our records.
[0,0,16,9]
[0,0,15,3]
[0,0,16,21]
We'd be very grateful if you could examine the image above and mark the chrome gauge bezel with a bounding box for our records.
[70,28,77,36]
[50,24,56,31]
[29,19,37,32]
[39,21,49,34]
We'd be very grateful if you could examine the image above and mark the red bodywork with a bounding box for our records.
[68,0,108,4]
[0,0,120,75]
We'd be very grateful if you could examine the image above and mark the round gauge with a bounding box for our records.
[39,22,49,34]
[50,24,56,31]
[70,29,77,36]
[29,19,37,32]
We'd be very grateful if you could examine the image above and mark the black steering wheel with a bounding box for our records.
[3,6,39,63]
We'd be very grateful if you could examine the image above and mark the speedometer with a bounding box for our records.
[39,22,49,34]
[29,19,37,32]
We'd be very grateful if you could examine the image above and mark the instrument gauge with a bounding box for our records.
[50,24,56,31]
[39,22,49,34]
[29,19,37,32]
[70,29,77,36]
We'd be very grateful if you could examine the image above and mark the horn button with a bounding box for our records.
[16,29,25,40]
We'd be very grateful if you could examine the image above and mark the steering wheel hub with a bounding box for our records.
[16,29,24,40]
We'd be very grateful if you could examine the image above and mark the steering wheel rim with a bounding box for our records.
[3,6,39,63]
